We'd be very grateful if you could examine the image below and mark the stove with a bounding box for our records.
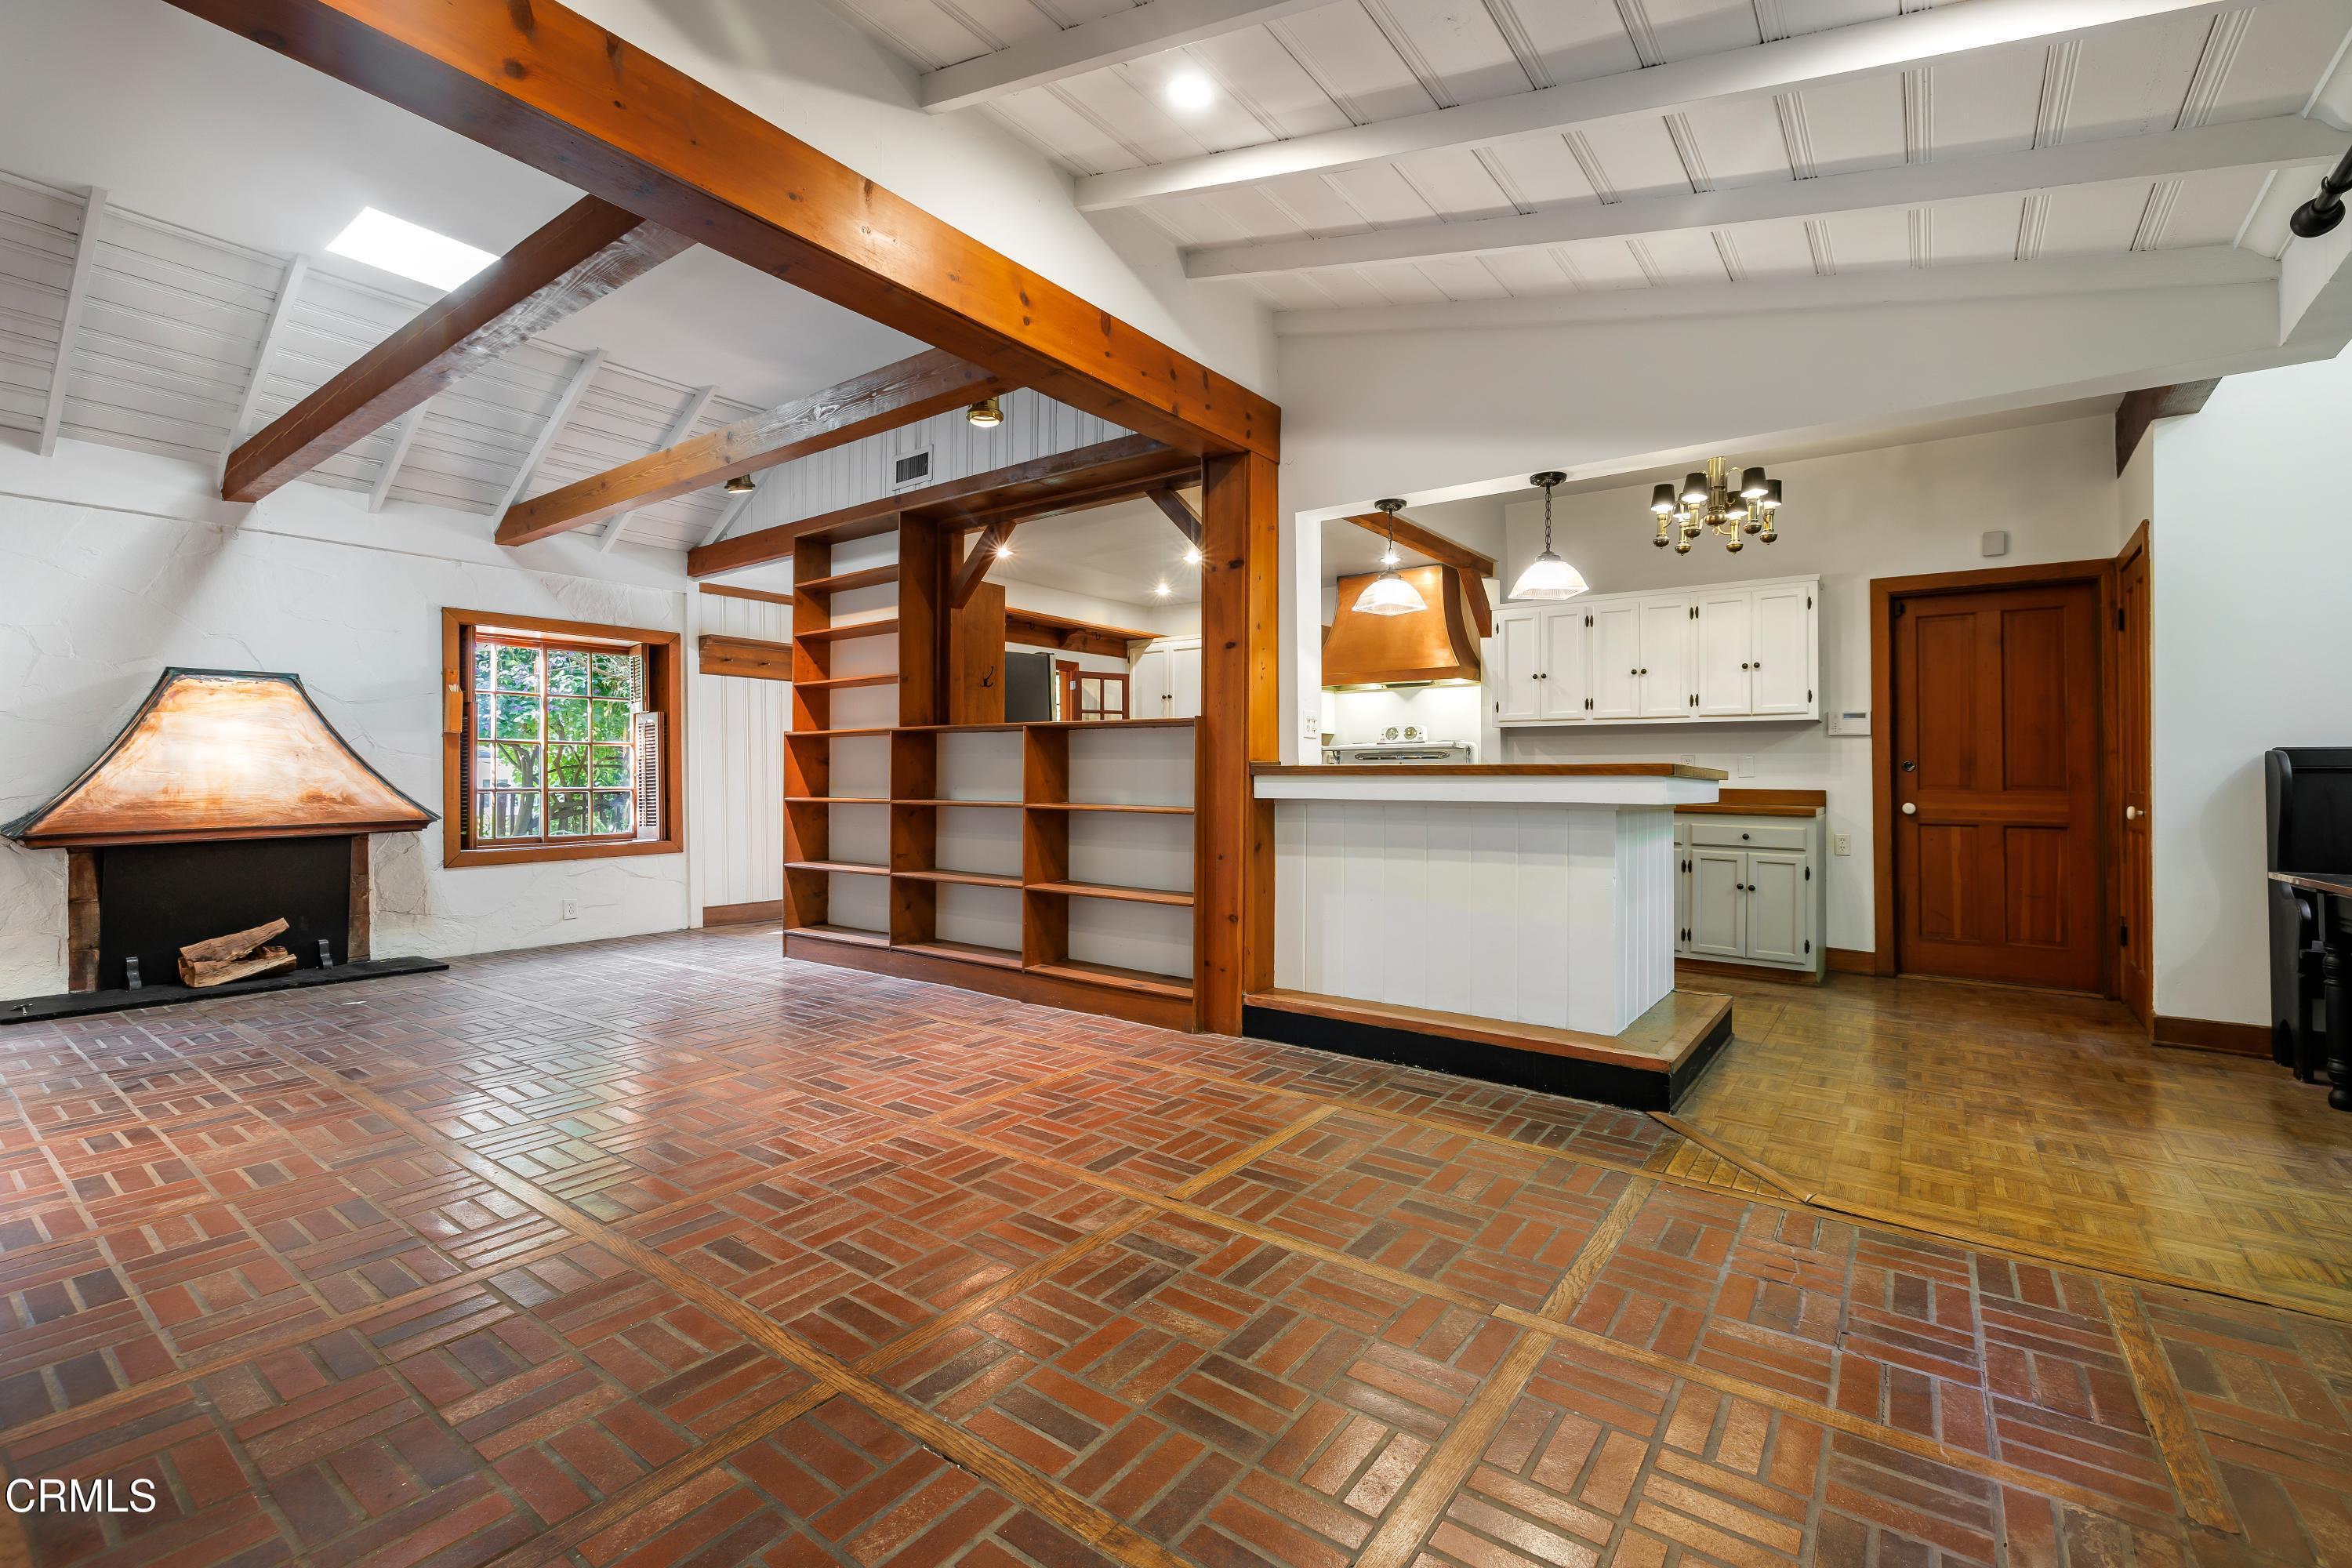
[1324,728,1475,765]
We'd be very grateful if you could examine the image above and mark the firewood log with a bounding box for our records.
[178,918,289,967]
[180,946,296,988]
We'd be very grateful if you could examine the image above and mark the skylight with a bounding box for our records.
[326,207,496,292]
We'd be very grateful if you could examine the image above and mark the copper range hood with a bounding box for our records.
[1322,565,1485,688]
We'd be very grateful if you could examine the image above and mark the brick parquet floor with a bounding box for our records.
[1,925,2347,1566]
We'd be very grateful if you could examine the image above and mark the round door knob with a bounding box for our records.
[2125,805,2142,820]
[1901,802,1917,815]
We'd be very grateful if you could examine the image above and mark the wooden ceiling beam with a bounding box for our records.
[2115,379,2220,474]
[1343,511,1494,640]
[688,435,1175,577]
[1149,488,1203,549]
[166,0,1278,465]
[220,197,686,503]
[500,350,1004,545]
[952,521,1018,610]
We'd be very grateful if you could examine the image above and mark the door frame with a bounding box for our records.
[1867,558,2119,985]
[2112,519,2154,1024]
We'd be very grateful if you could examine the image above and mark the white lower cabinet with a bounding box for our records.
[1672,813,1825,976]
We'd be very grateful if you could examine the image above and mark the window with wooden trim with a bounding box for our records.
[441,611,683,867]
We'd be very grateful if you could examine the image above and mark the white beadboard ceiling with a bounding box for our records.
[848,0,2352,314]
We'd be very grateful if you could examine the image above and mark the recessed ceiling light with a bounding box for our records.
[1183,546,1203,566]
[1167,71,1217,112]
[1153,580,1172,597]
[994,538,1013,557]
[326,207,497,292]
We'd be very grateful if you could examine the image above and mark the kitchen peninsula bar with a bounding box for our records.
[1246,762,1735,1109]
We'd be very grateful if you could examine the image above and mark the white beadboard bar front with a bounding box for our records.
[1258,765,1724,1037]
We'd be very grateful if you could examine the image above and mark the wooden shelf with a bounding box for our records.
[1025,801,1194,815]
[796,618,900,644]
[787,923,888,949]
[894,797,1020,808]
[786,795,888,805]
[898,938,1023,970]
[789,728,895,739]
[1027,880,1193,906]
[796,565,898,594]
[1032,717,1197,731]
[795,673,898,691]
[1029,959,1192,1000]
[787,859,889,877]
[895,868,1021,889]
[895,722,1026,734]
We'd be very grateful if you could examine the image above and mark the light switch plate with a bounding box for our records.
[1736,754,1755,778]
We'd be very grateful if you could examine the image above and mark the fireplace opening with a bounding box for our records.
[96,837,355,992]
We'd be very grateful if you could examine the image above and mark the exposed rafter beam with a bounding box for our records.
[218,252,309,485]
[689,434,1185,576]
[38,186,104,459]
[1343,510,1494,639]
[1270,245,2281,336]
[494,349,604,523]
[952,521,1018,608]
[1189,117,2345,278]
[162,0,1279,465]
[920,0,1326,112]
[220,197,687,503]
[367,402,427,512]
[1149,487,1203,549]
[499,350,1003,546]
[1077,0,2282,209]
[599,383,717,553]
[2115,379,2220,472]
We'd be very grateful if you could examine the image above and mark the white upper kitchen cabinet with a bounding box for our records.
[1490,575,1818,728]
[1493,611,1544,722]
[1750,583,1815,716]
[1637,597,1693,719]
[1588,604,1641,719]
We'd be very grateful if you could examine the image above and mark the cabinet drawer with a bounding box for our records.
[1689,822,1808,851]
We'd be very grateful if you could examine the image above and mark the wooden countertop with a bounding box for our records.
[1253,762,1729,779]
[1676,787,1827,818]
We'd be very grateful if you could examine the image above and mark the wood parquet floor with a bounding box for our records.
[0,925,2346,1566]
[1677,971,2352,1319]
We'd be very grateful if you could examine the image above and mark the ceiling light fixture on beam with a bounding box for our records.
[1076,0,2300,210]
[918,0,1325,111]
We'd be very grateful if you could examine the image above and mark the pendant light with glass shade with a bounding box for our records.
[1508,471,1590,601]
[1352,499,1428,616]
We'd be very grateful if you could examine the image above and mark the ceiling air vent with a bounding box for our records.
[891,448,933,491]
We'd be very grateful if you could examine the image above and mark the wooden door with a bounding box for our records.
[1637,597,1693,717]
[1892,580,2103,989]
[1538,607,1588,720]
[1694,588,1753,716]
[1589,607,1640,718]
[1751,584,1813,715]
[1494,612,1541,721]
[2116,530,2153,1023]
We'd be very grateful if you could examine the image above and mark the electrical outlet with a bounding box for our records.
[1833,833,1852,857]
[1736,753,1755,778]
[561,898,579,920]
[1678,753,1696,766]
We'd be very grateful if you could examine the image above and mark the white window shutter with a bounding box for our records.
[633,710,662,839]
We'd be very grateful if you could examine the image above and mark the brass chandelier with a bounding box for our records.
[1651,457,1783,554]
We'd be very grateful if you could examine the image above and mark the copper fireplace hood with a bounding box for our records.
[3,669,435,848]
[1322,565,1485,689]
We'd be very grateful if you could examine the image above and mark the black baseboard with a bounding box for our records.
[2,956,450,1025]
[1240,1001,1735,1112]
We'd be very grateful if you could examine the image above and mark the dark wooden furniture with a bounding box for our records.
[2270,871,2352,1111]
[2267,748,2352,1078]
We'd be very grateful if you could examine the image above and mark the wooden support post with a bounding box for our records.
[951,583,1007,724]
[898,517,949,728]
[1196,451,1279,1033]
[67,849,99,993]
